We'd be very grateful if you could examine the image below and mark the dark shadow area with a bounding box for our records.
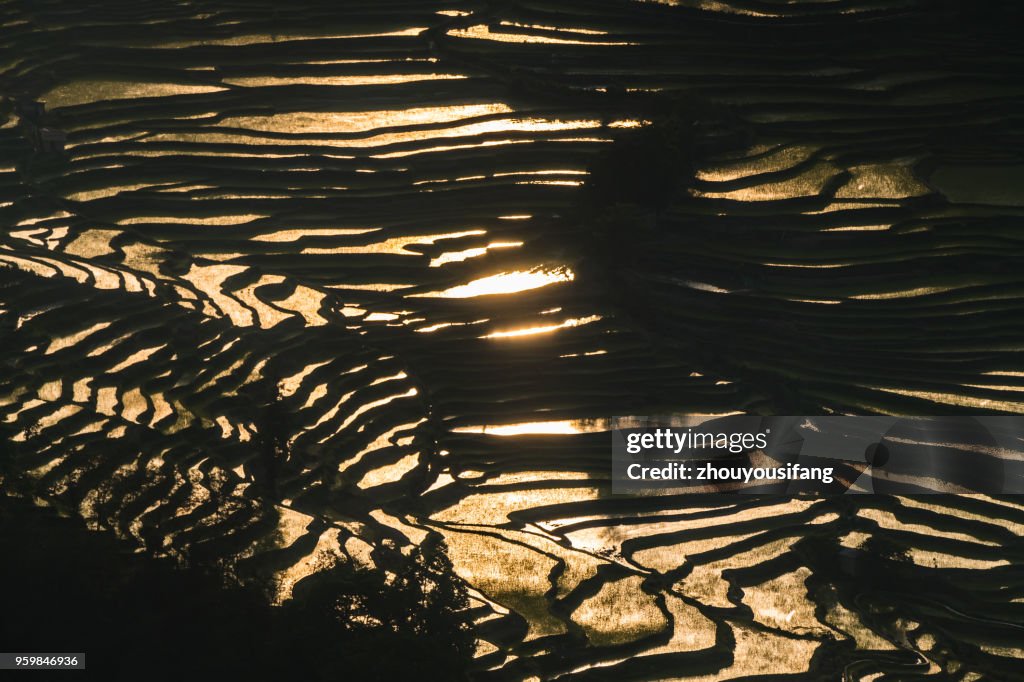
[0,494,474,681]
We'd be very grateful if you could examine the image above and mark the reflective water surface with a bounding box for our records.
[3,1,1023,680]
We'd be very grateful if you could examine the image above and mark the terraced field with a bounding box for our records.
[2,0,1024,679]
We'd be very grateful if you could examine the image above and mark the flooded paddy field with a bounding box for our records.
[2,1,1023,679]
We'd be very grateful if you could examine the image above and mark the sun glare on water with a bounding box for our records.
[412,267,574,298]
[483,315,601,339]
[454,421,583,435]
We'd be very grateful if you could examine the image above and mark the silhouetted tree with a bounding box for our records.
[0,495,475,681]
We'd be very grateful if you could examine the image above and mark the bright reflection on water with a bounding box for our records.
[455,421,578,435]
[217,103,514,134]
[221,74,467,87]
[42,80,225,108]
[148,106,612,152]
[453,419,612,435]
[449,24,634,45]
[429,240,523,266]
[13,11,1019,682]
[411,267,574,298]
[483,315,601,338]
[157,28,427,48]
[300,230,485,255]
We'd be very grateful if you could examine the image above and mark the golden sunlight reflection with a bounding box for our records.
[638,0,776,15]
[503,22,608,35]
[572,576,666,646]
[232,103,518,133]
[429,241,522,266]
[448,24,634,45]
[41,80,225,109]
[516,179,584,187]
[215,103,513,133]
[300,230,485,255]
[411,267,574,298]
[222,74,467,87]
[202,113,604,148]
[157,28,427,48]
[693,161,838,201]
[870,387,1024,413]
[483,315,601,339]
[146,109,616,156]
[695,144,816,182]
[559,349,608,358]
[454,421,583,436]
[251,227,379,242]
[328,282,412,292]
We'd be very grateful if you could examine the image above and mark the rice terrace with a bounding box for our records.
[1,0,1023,680]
